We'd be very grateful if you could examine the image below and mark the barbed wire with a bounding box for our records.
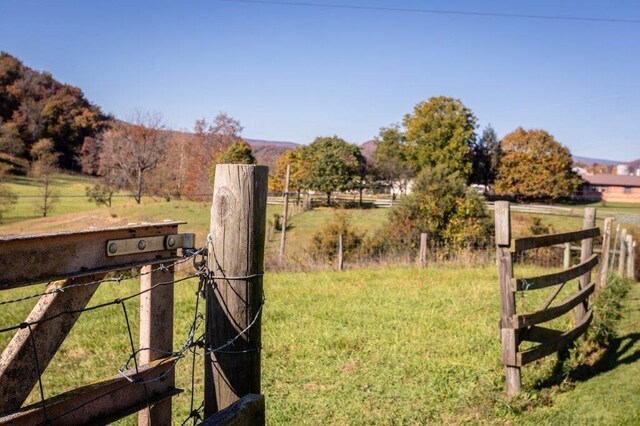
[0,234,266,425]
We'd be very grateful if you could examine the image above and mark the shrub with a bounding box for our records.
[311,210,364,260]
[86,184,114,207]
[588,275,632,345]
[560,275,632,376]
[374,164,493,255]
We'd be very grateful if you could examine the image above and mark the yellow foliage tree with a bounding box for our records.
[495,128,581,200]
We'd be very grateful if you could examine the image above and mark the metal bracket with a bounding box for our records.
[106,233,195,257]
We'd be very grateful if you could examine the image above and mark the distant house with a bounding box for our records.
[579,174,640,203]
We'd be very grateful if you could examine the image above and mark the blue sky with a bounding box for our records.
[1,0,639,160]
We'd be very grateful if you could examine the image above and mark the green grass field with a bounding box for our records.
[1,266,638,424]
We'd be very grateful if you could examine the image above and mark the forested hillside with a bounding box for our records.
[0,52,108,170]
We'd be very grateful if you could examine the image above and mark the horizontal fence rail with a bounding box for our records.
[494,202,601,395]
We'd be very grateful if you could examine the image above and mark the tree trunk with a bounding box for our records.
[135,168,143,204]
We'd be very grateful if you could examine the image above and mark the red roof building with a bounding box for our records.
[579,174,640,203]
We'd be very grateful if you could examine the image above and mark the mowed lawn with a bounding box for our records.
[1,265,638,424]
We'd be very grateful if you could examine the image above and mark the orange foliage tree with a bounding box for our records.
[495,128,581,200]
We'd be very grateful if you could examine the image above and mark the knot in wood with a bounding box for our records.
[214,187,236,226]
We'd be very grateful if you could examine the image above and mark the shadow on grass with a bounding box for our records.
[535,331,640,390]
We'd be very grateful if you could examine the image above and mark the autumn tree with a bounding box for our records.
[97,112,167,204]
[153,131,191,200]
[0,52,107,169]
[470,124,501,188]
[78,136,101,175]
[373,124,414,195]
[182,112,244,198]
[270,147,308,204]
[495,128,581,200]
[0,163,17,222]
[0,122,25,156]
[304,136,365,205]
[30,138,60,217]
[403,96,477,179]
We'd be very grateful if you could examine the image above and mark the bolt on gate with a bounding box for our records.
[495,202,601,395]
[0,164,268,425]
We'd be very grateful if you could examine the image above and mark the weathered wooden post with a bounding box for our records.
[419,233,428,268]
[139,263,174,425]
[577,208,596,320]
[494,201,520,395]
[598,217,614,289]
[618,229,628,278]
[337,234,344,271]
[563,242,571,270]
[626,235,635,280]
[632,240,637,281]
[279,164,290,262]
[205,164,268,417]
[610,223,620,272]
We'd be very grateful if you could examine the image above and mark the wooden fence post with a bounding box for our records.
[494,201,520,395]
[419,233,428,268]
[337,234,344,271]
[618,229,628,278]
[626,235,635,280]
[563,242,571,270]
[577,208,596,321]
[610,223,620,273]
[279,164,290,262]
[632,240,637,281]
[138,263,174,425]
[598,218,613,289]
[205,164,268,416]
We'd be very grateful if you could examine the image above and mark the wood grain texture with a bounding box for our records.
[598,218,614,289]
[201,393,265,426]
[618,229,628,277]
[575,208,596,320]
[626,235,635,280]
[0,356,180,425]
[205,165,268,416]
[494,202,520,394]
[514,227,599,253]
[494,201,511,247]
[518,309,593,366]
[0,274,104,413]
[0,223,182,290]
[419,233,428,268]
[514,254,598,291]
[138,263,175,425]
[513,282,595,329]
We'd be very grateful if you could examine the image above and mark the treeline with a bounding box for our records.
[0,52,108,170]
[0,52,582,227]
[270,96,580,202]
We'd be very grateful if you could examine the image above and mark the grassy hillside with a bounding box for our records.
[0,266,637,424]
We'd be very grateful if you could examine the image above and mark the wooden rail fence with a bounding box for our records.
[494,202,602,395]
[0,164,268,425]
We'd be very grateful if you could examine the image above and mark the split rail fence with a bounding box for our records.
[495,202,603,395]
[0,164,268,425]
